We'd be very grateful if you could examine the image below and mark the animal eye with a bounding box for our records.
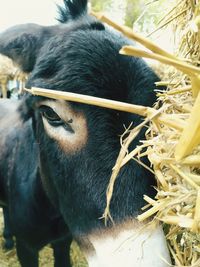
[40,105,75,133]
[40,105,63,127]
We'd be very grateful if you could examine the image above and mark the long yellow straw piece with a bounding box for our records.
[175,91,200,160]
[120,46,200,77]
[25,87,154,117]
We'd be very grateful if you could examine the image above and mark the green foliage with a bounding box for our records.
[90,0,172,36]
[90,0,112,12]
[125,0,144,28]
[131,0,171,35]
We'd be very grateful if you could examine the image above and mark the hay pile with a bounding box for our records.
[0,55,27,98]
[90,1,200,266]
[0,55,16,76]
[0,55,15,98]
[141,2,200,266]
[96,1,200,266]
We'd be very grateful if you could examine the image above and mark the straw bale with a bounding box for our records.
[119,1,200,265]
[93,1,200,266]
[0,55,27,97]
[0,54,16,77]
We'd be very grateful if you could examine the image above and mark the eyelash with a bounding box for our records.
[39,105,74,133]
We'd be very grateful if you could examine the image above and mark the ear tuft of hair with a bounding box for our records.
[90,21,105,31]
[57,0,88,23]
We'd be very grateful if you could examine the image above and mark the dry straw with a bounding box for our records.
[0,55,15,98]
[25,2,200,266]
[92,1,200,266]
[0,54,27,97]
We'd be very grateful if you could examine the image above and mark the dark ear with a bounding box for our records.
[57,0,88,23]
[0,23,52,73]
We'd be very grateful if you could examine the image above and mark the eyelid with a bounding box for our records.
[40,105,62,123]
[38,100,72,123]
[39,105,56,113]
[39,105,74,133]
[40,105,59,115]
[39,105,51,111]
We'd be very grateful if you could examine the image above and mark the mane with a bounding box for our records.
[57,0,88,23]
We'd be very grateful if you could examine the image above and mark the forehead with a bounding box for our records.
[40,29,122,67]
[27,27,129,99]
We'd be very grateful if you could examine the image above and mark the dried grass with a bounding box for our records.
[0,55,16,76]
[0,55,27,97]
[92,2,200,266]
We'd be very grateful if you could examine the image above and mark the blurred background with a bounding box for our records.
[0,0,174,51]
[0,0,176,99]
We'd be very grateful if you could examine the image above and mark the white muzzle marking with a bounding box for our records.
[86,223,171,267]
